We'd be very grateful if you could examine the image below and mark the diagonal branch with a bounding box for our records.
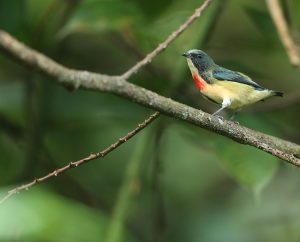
[0,30,299,166]
[0,28,300,166]
[121,0,214,80]
[0,0,299,168]
[266,0,300,66]
[0,112,160,204]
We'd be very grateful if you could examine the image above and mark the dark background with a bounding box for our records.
[0,0,300,241]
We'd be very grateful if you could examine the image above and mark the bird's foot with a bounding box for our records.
[209,114,225,124]
[215,115,224,120]
[216,115,224,125]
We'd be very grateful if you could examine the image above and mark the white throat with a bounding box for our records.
[187,59,198,74]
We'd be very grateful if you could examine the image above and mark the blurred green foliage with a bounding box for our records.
[0,0,300,241]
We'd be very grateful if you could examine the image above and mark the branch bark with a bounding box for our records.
[266,0,300,66]
[0,112,160,204]
[121,0,214,80]
[0,29,299,166]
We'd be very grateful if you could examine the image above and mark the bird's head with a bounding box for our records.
[182,49,215,72]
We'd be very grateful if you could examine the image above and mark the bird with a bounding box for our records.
[182,49,283,119]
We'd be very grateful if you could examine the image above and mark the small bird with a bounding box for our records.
[182,49,283,119]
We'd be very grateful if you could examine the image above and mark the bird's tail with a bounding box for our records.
[271,91,284,97]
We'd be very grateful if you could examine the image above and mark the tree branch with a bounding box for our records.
[120,0,213,80]
[0,112,160,204]
[266,0,300,66]
[0,29,299,166]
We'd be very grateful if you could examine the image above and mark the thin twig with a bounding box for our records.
[266,0,300,66]
[0,112,160,204]
[120,0,214,80]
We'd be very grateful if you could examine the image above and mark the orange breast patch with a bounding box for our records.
[192,73,206,91]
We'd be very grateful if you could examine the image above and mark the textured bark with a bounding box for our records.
[0,30,299,166]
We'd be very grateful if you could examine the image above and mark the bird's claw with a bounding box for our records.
[215,115,224,121]
[217,116,224,125]
[209,114,225,124]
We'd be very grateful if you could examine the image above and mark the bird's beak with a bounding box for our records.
[182,52,191,58]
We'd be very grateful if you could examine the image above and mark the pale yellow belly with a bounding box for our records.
[201,81,273,109]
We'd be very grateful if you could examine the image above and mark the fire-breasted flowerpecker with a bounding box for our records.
[182,49,283,119]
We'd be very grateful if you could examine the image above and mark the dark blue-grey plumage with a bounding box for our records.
[212,68,265,91]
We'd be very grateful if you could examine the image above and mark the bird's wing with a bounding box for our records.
[212,68,264,90]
